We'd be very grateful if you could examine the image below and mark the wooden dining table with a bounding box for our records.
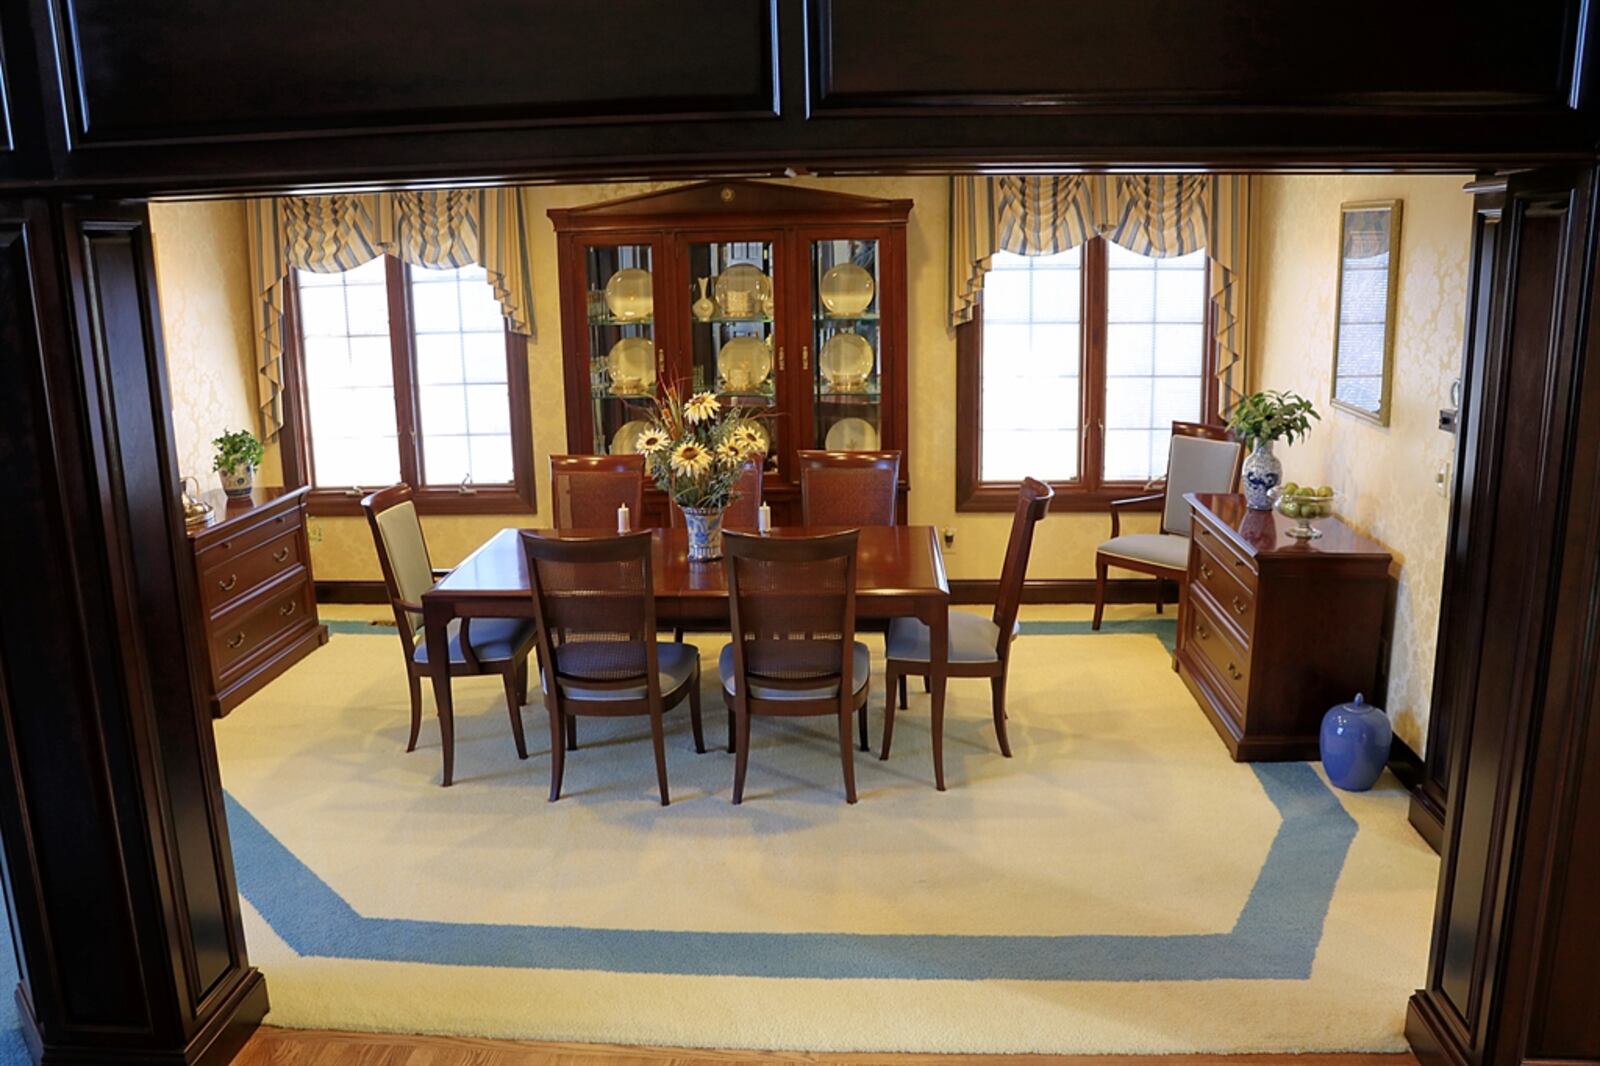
[421,525,953,789]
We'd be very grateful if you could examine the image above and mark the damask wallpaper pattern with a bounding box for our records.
[1251,174,1474,754]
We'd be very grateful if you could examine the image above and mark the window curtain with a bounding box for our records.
[949,174,1252,413]
[246,188,536,440]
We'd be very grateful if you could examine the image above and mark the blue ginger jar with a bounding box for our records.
[1320,693,1392,791]
[1241,441,1282,510]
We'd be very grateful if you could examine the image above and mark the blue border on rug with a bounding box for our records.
[225,621,1355,982]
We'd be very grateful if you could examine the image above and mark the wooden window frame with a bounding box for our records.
[280,256,537,517]
[956,238,1220,513]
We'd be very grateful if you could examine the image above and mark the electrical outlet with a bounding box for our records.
[942,527,957,552]
[306,518,324,544]
[1435,460,1452,498]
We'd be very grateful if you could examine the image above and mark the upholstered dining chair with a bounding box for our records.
[549,454,645,529]
[361,484,536,759]
[720,529,871,804]
[1091,421,1243,630]
[797,449,901,526]
[520,530,703,806]
[882,478,1053,768]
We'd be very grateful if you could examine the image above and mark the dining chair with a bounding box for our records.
[882,478,1053,767]
[720,529,870,804]
[362,484,536,759]
[668,458,764,529]
[797,449,901,526]
[520,530,703,805]
[1091,421,1243,630]
[549,454,646,529]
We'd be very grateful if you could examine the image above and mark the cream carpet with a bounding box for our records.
[215,606,1438,1054]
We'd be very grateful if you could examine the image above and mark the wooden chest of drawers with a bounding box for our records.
[185,486,328,716]
[1177,492,1393,761]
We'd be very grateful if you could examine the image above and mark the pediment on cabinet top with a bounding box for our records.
[546,180,913,229]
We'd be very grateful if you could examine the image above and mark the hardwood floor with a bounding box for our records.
[234,1028,1421,1066]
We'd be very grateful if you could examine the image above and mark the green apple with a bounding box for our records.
[1316,485,1334,498]
[1281,481,1301,496]
[1280,500,1301,518]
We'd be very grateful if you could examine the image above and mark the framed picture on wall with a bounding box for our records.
[1330,199,1402,425]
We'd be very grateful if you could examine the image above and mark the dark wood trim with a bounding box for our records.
[954,238,1221,513]
[280,254,537,516]
[314,580,390,604]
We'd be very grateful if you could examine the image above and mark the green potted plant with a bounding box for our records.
[1227,390,1320,510]
[212,428,265,499]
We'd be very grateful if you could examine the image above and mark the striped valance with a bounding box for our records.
[951,174,1252,413]
[246,188,535,439]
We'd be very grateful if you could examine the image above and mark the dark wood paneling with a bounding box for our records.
[0,197,265,1063]
[51,0,779,147]
[1408,166,1600,1066]
[811,0,1580,114]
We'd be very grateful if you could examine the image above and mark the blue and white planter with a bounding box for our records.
[1241,442,1282,511]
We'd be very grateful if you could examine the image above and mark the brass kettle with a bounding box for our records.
[180,475,214,528]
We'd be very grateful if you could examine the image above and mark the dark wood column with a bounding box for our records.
[1407,166,1600,1066]
[0,198,265,1064]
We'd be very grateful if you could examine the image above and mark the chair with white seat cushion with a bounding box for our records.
[362,484,537,761]
[720,529,869,804]
[882,478,1052,767]
[1092,422,1243,631]
[519,530,703,806]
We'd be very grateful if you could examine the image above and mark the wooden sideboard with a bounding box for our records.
[184,486,328,716]
[1177,492,1393,761]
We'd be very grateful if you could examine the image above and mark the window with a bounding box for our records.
[284,256,534,514]
[957,238,1215,511]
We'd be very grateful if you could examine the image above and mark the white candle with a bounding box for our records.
[617,502,630,533]
[758,502,772,534]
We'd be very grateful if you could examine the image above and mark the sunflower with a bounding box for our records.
[732,424,766,458]
[669,441,713,478]
[683,391,720,425]
[714,441,744,467]
[636,426,670,454]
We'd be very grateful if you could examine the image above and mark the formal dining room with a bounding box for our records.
[0,169,1476,1060]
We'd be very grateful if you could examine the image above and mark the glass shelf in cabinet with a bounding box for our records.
[589,314,654,326]
[813,312,879,323]
[695,314,774,325]
[816,383,882,402]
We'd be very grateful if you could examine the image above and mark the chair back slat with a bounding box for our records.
[992,478,1054,648]
[361,484,433,645]
[798,450,900,526]
[1161,423,1243,535]
[519,531,658,690]
[670,459,764,529]
[723,530,859,699]
[550,454,646,530]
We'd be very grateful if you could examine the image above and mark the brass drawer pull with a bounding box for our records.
[1226,662,1243,681]
[279,601,298,617]
[1199,562,1214,580]
[218,574,238,592]
[226,632,245,650]
[1231,596,1248,615]
[273,546,291,563]
[1196,623,1211,640]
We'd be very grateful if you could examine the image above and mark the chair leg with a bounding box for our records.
[897,673,908,710]
[1092,558,1108,630]
[726,698,737,754]
[648,706,670,806]
[881,665,899,760]
[732,708,752,804]
[566,714,578,751]
[990,673,1012,758]
[674,625,685,643]
[838,706,858,804]
[546,706,566,802]
[406,672,423,753]
[516,656,530,706]
[1155,578,1165,614]
[922,675,931,693]
[858,693,870,752]
[687,668,706,754]
[502,669,528,760]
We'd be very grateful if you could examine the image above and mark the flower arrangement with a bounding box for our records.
[1227,390,1320,451]
[637,384,769,510]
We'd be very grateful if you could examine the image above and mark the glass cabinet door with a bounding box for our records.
[810,237,883,451]
[685,237,780,472]
[583,241,660,455]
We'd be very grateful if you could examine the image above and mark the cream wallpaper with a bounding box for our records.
[150,200,282,488]
[282,176,1151,583]
[1250,174,1474,754]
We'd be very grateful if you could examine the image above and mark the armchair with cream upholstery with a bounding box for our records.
[1091,422,1243,630]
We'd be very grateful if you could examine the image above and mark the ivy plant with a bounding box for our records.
[1227,390,1321,451]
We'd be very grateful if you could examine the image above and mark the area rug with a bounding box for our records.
[214,608,1438,1054]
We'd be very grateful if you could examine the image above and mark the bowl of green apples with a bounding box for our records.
[1270,482,1339,540]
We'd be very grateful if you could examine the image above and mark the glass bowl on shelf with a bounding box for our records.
[1269,485,1340,540]
[715,263,772,319]
[603,268,653,320]
[820,262,875,316]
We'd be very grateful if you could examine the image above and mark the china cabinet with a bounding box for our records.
[550,181,911,525]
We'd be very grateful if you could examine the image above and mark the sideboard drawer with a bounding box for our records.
[1189,591,1251,713]
[200,528,304,617]
[1193,546,1256,641]
[213,578,315,681]
[1192,512,1258,592]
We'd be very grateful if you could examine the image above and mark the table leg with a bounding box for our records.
[927,601,949,791]
[423,599,456,787]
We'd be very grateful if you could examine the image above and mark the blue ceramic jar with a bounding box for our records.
[1320,693,1392,791]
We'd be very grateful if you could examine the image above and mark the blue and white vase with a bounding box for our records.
[1241,442,1282,510]
[681,505,725,562]
[1320,693,1392,791]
